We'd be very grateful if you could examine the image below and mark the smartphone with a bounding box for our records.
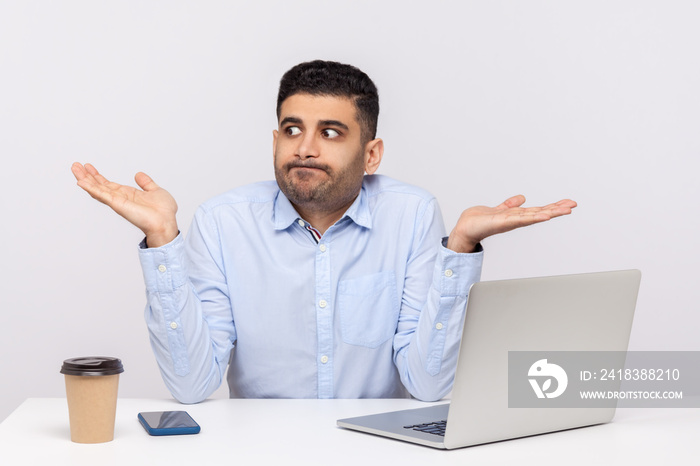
[137,411,201,436]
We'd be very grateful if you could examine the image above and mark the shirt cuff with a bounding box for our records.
[432,238,484,296]
[138,233,188,293]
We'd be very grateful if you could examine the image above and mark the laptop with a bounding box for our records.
[337,269,642,449]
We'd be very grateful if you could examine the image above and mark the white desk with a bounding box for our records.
[0,398,698,465]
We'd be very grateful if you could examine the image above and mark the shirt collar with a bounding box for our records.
[342,182,372,229]
[273,180,372,231]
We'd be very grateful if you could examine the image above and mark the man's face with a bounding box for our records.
[273,93,368,215]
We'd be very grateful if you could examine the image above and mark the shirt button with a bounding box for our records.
[297,219,305,227]
[320,355,329,364]
[319,244,327,252]
[170,322,178,330]
[158,265,167,273]
[435,323,444,330]
[319,299,327,308]
[444,269,453,277]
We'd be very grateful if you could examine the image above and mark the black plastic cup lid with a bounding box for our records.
[60,357,124,376]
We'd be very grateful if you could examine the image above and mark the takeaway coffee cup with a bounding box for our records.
[60,357,124,443]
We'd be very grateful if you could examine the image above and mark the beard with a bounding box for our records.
[274,150,366,215]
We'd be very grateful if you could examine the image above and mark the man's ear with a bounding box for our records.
[272,129,278,159]
[364,138,384,175]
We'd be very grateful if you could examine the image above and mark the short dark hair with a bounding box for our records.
[276,60,379,144]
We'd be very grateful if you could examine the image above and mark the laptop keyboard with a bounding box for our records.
[403,420,447,437]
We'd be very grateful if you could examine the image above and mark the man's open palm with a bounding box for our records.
[447,195,577,253]
[71,163,179,247]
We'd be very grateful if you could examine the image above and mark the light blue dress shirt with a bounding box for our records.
[139,175,483,403]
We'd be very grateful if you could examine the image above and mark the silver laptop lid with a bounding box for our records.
[443,269,641,449]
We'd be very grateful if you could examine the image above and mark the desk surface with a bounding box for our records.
[0,398,698,465]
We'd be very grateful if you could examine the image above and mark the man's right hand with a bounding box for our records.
[71,163,179,248]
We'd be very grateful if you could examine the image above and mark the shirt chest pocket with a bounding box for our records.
[337,271,400,348]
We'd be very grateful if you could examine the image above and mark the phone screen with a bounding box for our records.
[138,411,200,435]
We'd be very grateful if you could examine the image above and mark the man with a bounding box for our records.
[71,60,576,403]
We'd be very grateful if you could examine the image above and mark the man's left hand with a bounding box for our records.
[446,195,577,253]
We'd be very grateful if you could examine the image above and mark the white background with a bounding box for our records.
[1,1,698,422]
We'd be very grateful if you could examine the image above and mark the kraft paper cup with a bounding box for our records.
[60,357,124,443]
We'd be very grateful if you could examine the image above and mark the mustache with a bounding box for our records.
[284,160,331,174]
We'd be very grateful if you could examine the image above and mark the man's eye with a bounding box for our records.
[286,126,302,136]
[322,129,340,139]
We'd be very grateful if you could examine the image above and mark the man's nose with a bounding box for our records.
[296,132,320,159]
